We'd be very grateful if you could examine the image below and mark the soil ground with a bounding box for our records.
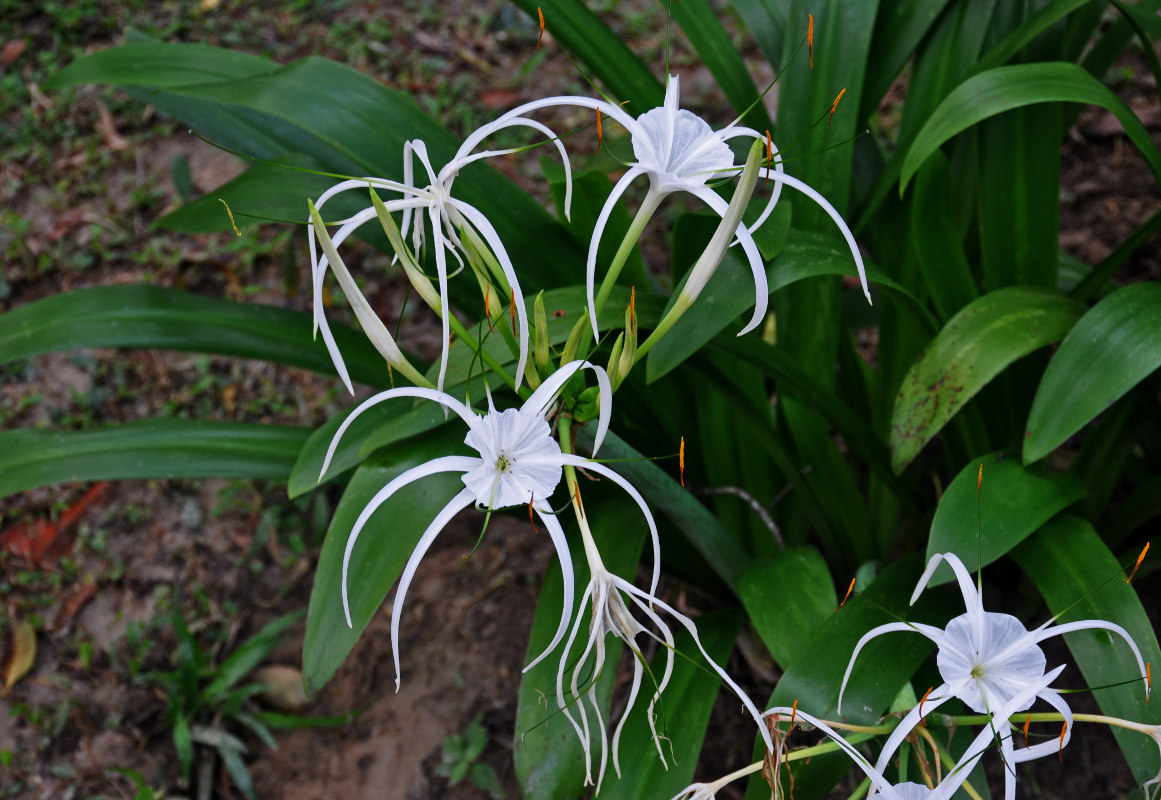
[1,3,1159,800]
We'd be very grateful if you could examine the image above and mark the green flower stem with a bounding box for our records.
[557,416,604,572]
[593,188,662,319]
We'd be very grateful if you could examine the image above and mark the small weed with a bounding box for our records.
[434,716,505,799]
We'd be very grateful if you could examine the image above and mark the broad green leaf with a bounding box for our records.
[301,426,467,695]
[0,420,309,498]
[890,287,1083,474]
[42,42,276,89]
[861,0,953,120]
[1011,516,1161,789]
[515,498,647,800]
[0,285,390,388]
[927,452,1085,579]
[910,152,978,320]
[1024,282,1161,463]
[737,546,837,670]
[901,62,1161,192]
[972,0,1094,74]
[731,0,789,68]
[601,609,743,800]
[673,0,773,131]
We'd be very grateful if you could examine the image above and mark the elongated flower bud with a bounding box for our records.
[369,188,442,313]
[534,291,550,374]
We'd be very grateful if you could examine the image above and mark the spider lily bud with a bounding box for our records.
[533,291,550,374]
[572,385,602,425]
[369,188,442,313]
[308,200,428,388]
[609,290,637,390]
[679,138,764,310]
[607,332,625,387]
[560,314,588,365]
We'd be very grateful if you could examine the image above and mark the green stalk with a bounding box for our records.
[593,189,662,318]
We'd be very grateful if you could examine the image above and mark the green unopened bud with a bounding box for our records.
[309,199,428,387]
[560,314,588,365]
[606,331,625,387]
[370,188,441,312]
[533,291,550,374]
[611,288,637,390]
[572,385,601,424]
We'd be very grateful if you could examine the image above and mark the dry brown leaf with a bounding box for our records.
[1,39,26,68]
[2,617,37,697]
[253,665,309,713]
[95,100,129,152]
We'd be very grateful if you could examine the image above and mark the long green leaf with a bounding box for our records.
[508,0,663,108]
[0,420,310,498]
[972,0,1094,74]
[890,287,1083,474]
[0,285,390,388]
[204,610,304,703]
[42,42,276,89]
[301,426,467,695]
[731,0,789,68]
[927,452,1085,579]
[737,546,837,670]
[901,62,1161,192]
[1024,282,1161,463]
[1011,516,1161,789]
[601,609,742,800]
[673,0,773,131]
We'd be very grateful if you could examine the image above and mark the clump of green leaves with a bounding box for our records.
[434,716,506,800]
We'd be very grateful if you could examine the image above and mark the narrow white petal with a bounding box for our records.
[912,552,982,613]
[871,683,954,774]
[586,167,647,339]
[340,458,478,629]
[1033,618,1149,696]
[523,506,576,672]
[429,207,453,395]
[389,488,475,690]
[757,169,870,304]
[1009,686,1073,764]
[524,359,587,416]
[457,96,638,158]
[446,200,530,390]
[838,621,947,716]
[556,455,662,596]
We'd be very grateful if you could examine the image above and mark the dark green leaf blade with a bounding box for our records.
[1011,516,1160,789]
[43,42,276,90]
[1024,282,1161,463]
[890,287,1083,474]
[927,452,1086,579]
[0,420,310,498]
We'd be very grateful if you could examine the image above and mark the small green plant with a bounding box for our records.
[434,716,506,800]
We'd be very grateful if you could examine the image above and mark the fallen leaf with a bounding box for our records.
[1,39,25,68]
[95,100,129,152]
[2,617,37,697]
[253,665,309,713]
[56,581,99,629]
[0,482,109,563]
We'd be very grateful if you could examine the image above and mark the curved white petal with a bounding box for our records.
[1033,618,1149,698]
[522,506,576,672]
[838,621,947,715]
[757,168,870,304]
[321,386,477,479]
[719,125,785,219]
[624,587,677,765]
[872,683,955,775]
[686,185,768,335]
[458,95,639,158]
[524,360,613,456]
[445,199,530,390]
[1009,686,1073,764]
[586,166,646,339]
[619,578,773,754]
[912,552,982,613]
[555,455,662,596]
[389,487,475,689]
[428,206,453,395]
[340,457,478,627]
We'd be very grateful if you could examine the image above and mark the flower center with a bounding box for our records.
[495,452,512,473]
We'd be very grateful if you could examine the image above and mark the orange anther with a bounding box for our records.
[918,686,933,717]
[1147,662,1152,701]
[679,436,686,487]
[629,286,636,330]
[536,7,545,49]
[977,463,983,492]
[529,494,539,533]
[1023,713,1032,746]
[837,577,856,610]
[596,111,603,154]
[1058,722,1067,762]
[1126,541,1149,583]
[790,699,798,727]
[828,88,846,128]
[808,14,814,69]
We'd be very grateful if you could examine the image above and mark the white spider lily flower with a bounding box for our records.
[558,548,772,793]
[466,74,869,340]
[838,551,1149,797]
[321,360,656,690]
[308,115,574,395]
